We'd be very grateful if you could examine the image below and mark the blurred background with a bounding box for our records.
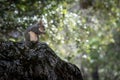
[0,0,120,80]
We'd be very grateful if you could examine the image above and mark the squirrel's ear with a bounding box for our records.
[38,20,43,25]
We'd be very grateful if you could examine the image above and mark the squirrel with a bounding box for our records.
[24,20,45,47]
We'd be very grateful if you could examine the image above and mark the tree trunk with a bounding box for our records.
[0,41,83,80]
[80,0,93,9]
[92,66,99,80]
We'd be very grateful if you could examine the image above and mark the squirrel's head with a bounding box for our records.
[38,20,45,34]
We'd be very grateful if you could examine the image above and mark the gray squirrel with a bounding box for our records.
[24,20,45,47]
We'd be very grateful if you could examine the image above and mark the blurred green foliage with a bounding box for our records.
[0,0,120,80]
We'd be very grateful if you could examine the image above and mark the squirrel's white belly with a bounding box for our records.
[29,31,38,41]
